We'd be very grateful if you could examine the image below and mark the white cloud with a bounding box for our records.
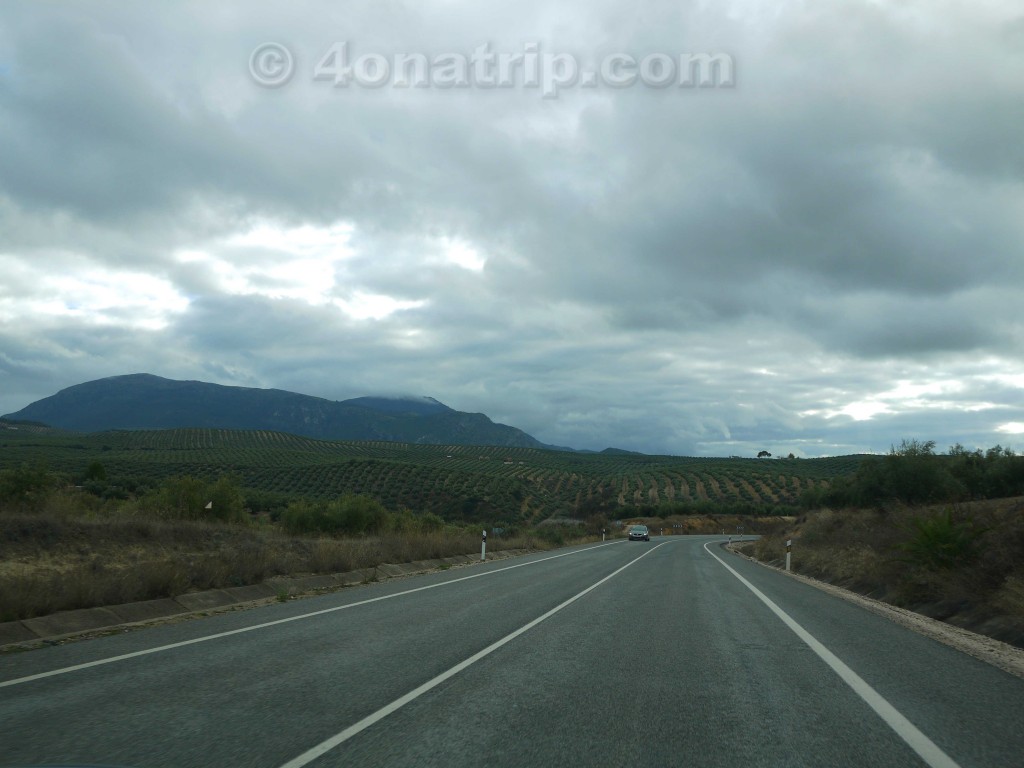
[332,292,427,321]
[443,238,486,271]
[0,254,188,331]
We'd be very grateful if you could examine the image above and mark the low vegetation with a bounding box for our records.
[0,425,860,522]
[0,477,548,623]
[752,441,1024,648]
[0,512,551,623]
[801,439,1024,508]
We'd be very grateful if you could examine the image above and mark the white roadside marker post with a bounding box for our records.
[786,539,792,572]
[481,530,487,561]
[602,528,606,542]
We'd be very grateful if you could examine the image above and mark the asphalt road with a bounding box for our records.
[2,536,1023,768]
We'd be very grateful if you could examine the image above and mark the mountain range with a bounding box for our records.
[2,374,568,450]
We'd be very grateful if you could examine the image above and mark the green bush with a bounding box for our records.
[798,484,829,510]
[280,494,389,536]
[206,475,247,523]
[150,475,207,519]
[417,511,446,532]
[897,508,984,572]
[0,464,58,512]
[819,440,1024,509]
[139,474,246,523]
[83,460,107,482]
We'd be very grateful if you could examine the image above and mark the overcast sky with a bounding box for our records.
[1,1,1022,457]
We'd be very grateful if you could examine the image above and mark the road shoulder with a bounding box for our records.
[725,541,1024,680]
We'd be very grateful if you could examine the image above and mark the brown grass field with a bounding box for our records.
[0,511,549,623]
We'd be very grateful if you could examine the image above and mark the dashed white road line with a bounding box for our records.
[278,541,667,768]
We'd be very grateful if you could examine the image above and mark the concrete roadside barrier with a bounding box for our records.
[22,607,124,638]
[175,589,240,611]
[337,568,375,586]
[0,619,43,646]
[221,584,278,603]
[108,598,191,624]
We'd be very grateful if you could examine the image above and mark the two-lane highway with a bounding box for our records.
[2,537,1023,767]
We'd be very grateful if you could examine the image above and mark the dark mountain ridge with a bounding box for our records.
[2,374,560,449]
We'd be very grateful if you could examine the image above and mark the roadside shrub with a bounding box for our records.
[205,475,247,524]
[897,507,984,572]
[0,463,58,512]
[752,535,785,565]
[280,494,389,536]
[244,488,293,518]
[83,460,107,482]
[390,507,446,534]
[138,474,246,523]
[149,475,207,519]
[419,512,445,532]
[798,484,828,510]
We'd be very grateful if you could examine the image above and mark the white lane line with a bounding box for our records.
[703,541,962,768]
[0,540,624,689]
[278,541,666,768]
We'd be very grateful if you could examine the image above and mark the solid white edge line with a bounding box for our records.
[0,540,625,689]
[703,541,962,768]
[277,541,668,768]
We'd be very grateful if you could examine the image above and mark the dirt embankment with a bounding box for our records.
[731,542,1024,680]
[740,498,1024,655]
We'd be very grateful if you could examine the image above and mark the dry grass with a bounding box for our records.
[752,498,1024,647]
[0,510,547,622]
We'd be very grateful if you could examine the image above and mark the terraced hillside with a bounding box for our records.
[0,426,863,522]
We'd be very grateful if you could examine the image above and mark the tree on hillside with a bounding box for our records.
[757,450,772,458]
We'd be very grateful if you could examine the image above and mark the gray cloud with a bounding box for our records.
[2,1,1023,456]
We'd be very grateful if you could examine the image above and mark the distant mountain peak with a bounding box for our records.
[1,374,561,450]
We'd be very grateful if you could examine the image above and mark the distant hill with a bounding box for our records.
[0,417,61,434]
[0,426,866,521]
[2,374,559,449]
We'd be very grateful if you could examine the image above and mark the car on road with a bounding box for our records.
[628,524,650,541]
